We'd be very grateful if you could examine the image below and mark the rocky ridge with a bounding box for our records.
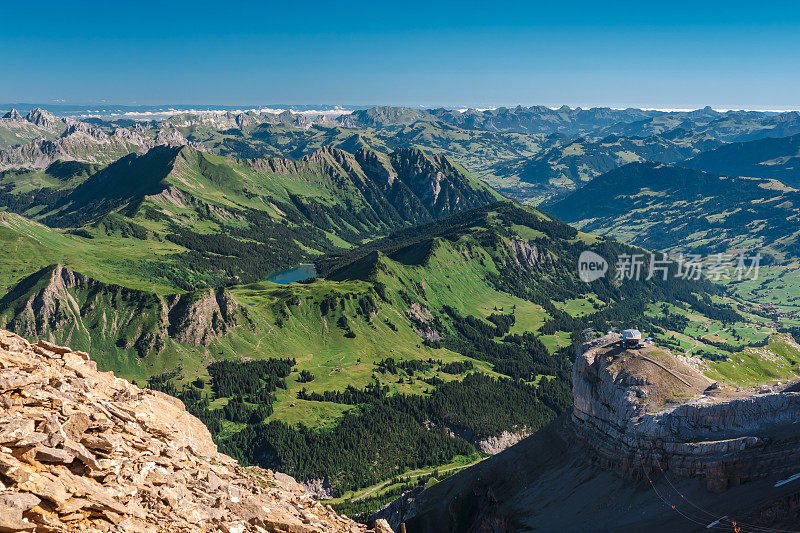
[0,329,391,532]
[244,145,498,225]
[0,108,67,150]
[1,265,244,355]
[373,336,800,531]
[572,334,800,491]
[0,109,64,134]
[0,112,198,171]
[165,110,332,131]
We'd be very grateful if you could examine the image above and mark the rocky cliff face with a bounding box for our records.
[245,146,497,228]
[387,149,499,218]
[508,239,547,269]
[572,335,800,491]
[3,109,24,121]
[166,286,241,346]
[0,265,244,356]
[0,329,385,532]
[0,126,150,170]
[0,108,67,150]
[375,338,800,531]
[25,108,63,131]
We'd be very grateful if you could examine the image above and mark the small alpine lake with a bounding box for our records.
[267,264,318,284]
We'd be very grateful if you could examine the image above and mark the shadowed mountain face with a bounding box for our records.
[43,145,182,226]
[379,415,800,532]
[0,144,500,289]
[376,336,800,532]
[545,161,800,260]
[682,133,800,185]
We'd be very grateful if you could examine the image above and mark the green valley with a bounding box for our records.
[0,196,767,518]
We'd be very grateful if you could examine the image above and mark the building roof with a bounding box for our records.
[622,329,642,338]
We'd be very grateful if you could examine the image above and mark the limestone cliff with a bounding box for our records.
[571,335,800,491]
[0,329,389,532]
[376,337,800,531]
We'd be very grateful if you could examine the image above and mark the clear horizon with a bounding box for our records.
[3,103,799,115]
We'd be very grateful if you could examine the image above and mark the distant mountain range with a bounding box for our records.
[488,130,724,201]
[342,105,800,140]
[5,103,800,268]
[683,133,800,185]
[3,104,800,205]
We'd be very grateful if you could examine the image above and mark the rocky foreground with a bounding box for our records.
[0,329,391,532]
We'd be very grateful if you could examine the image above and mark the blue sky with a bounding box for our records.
[2,0,799,109]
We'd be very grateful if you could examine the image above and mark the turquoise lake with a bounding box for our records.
[267,264,317,284]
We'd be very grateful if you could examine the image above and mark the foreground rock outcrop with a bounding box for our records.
[0,329,384,532]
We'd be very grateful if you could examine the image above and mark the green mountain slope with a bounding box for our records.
[545,162,800,338]
[683,133,800,185]
[0,201,747,509]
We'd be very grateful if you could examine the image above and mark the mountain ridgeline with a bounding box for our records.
[5,104,800,207]
[2,103,800,526]
[0,144,499,290]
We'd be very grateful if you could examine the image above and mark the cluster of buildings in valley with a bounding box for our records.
[751,302,799,326]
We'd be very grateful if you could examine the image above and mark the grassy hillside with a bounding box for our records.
[1,198,788,518]
[546,161,800,342]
